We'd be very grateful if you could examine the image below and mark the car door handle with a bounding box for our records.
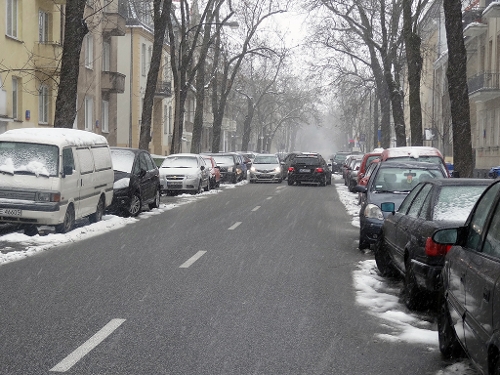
[483,288,491,302]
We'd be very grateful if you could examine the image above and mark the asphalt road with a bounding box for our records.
[0,181,446,374]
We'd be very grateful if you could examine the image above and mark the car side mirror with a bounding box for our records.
[432,228,458,245]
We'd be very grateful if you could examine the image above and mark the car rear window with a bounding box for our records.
[293,157,320,165]
[433,185,489,221]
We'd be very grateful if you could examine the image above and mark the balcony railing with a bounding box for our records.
[155,81,172,97]
[32,42,63,74]
[101,71,126,93]
[468,72,500,100]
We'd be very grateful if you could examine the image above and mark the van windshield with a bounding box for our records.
[0,141,58,177]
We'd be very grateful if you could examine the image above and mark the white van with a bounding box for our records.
[0,128,114,235]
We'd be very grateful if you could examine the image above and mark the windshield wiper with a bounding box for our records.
[13,170,50,178]
[0,169,14,176]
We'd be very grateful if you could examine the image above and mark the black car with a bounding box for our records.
[107,147,161,217]
[376,178,491,309]
[205,152,245,183]
[432,180,500,373]
[354,160,448,250]
[331,151,362,174]
[287,153,332,186]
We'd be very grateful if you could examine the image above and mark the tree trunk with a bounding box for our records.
[443,0,474,177]
[54,0,88,128]
[139,0,171,151]
[241,97,254,151]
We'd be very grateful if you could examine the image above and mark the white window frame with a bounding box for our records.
[39,10,49,42]
[141,43,146,76]
[102,100,109,133]
[85,96,93,131]
[6,0,18,38]
[39,84,49,124]
[85,34,94,69]
[12,76,18,120]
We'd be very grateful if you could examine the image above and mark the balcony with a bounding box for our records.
[155,81,172,97]
[464,22,487,37]
[32,42,63,74]
[468,72,500,101]
[101,71,125,93]
[102,12,126,37]
[483,1,500,18]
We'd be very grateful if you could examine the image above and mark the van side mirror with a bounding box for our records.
[63,166,73,176]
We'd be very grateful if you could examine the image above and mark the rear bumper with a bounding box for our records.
[411,259,443,291]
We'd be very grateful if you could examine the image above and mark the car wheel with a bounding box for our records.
[321,176,327,186]
[277,178,282,183]
[196,182,203,194]
[288,179,294,186]
[374,235,398,277]
[89,196,105,223]
[437,292,465,359]
[404,260,423,310]
[24,225,38,236]
[359,239,370,250]
[204,178,210,192]
[56,204,75,233]
[149,187,160,210]
[128,192,142,217]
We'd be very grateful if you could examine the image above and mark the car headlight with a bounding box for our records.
[364,204,384,220]
[274,166,281,172]
[227,166,234,172]
[251,166,256,172]
[36,191,61,202]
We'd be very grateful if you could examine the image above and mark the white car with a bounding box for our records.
[159,153,210,195]
[249,153,283,183]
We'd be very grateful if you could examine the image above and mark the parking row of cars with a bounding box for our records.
[335,145,500,374]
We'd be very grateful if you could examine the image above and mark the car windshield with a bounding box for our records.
[0,141,59,177]
[433,185,489,221]
[334,155,347,163]
[211,155,234,165]
[373,167,444,192]
[111,149,135,173]
[253,155,279,164]
[161,156,198,168]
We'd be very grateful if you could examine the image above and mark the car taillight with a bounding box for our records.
[288,167,295,172]
[315,167,324,173]
[425,237,452,256]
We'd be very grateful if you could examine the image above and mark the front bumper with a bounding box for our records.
[359,216,384,244]
[250,170,281,182]
[161,176,201,192]
[411,259,443,292]
[288,172,324,184]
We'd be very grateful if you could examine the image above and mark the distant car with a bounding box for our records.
[488,165,500,179]
[331,151,362,174]
[432,179,500,373]
[287,153,332,186]
[342,154,364,182]
[376,178,491,310]
[249,153,283,183]
[281,151,302,180]
[108,147,161,217]
[206,153,245,183]
[202,155,221,189]
[347,159,362,192]
[159,153,210,195]
[380,146,449,177]
[357,149,383,184]
[354,160,448,250]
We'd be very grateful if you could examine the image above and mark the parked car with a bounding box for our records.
[354,160,448,250]
[159,153,210,195]
[0,128,114,235]
[108,147,160,217]
[488,165,500,179]
[287,153,332,186]
[281,151,302,180]
[432,179,500,373]
[357,149,384,184]
[380,146,449,177]
[201,155,221,189]
[346,159,362,192]
[331,151,362,174]
[205,153,245,183]
[376,178,491,309]
[342,154,364,182]
[249,153,283,183]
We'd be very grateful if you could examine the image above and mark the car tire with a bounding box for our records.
[288,179,294,186]
[56,204,75,233]
[437,292,465,359]
[404,260,423,310]
[196,182,203,194]
[89,196,105,223]
[277,178,282,183]
[204,179,210,192]
[128,192,142,217]
[24,225,38,236]
[149,187,160,210]
[374,235,398,277]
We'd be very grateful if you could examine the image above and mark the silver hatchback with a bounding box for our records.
[159,153,210,195]
[249,154,283,183]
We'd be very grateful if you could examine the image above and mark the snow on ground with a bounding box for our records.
[333,174,478,375]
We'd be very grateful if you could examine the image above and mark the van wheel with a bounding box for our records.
[149,187,160,210]
[24,225,38,236]
[89,196,105,223]
[56,205,75,233]
[128,193,142,217]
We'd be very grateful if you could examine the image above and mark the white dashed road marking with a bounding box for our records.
[251,206,261,212]
[179,251,207,268]
[228,222,241,230]
[50,318,126,372]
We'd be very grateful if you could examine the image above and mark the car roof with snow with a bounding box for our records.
[0,128,108,147]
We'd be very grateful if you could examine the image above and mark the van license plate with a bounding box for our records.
[0,208,22,217]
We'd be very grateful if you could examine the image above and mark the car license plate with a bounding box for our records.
[299,169,310,173]
[260,174,270,178]
[168,182,182,187]
[0,208,22,217]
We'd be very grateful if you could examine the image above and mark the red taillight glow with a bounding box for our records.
[425,237,452,256]
[288,167,295,172]
[315,167,324,173]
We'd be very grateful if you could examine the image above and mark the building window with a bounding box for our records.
[85,34,94,69]
[39,84,49,124]
[12,77,19,120]
[102,41,110,71]
[141,43,146,76]
[6,0,18,38]
[147,45,152,73]
[102,100,109,133]
[39,10,49,42]
[85,96,93,130]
